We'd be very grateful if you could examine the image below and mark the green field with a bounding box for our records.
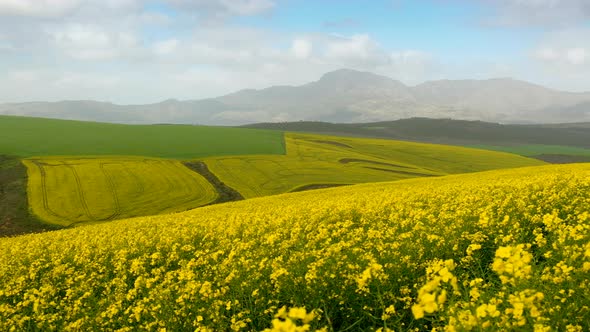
[204,133,546,198]
[24,157,218,226]
[469,144,590,157]
[0,115,284,159]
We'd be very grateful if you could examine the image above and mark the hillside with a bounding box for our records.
[203,132,544,198]
[24,157,219,226]
[0,156,62,236]
[10,129,542,227]
[244,118,590,163]
[244,118,590,148]
[2,69,590,125]
[0,115,285,159]
[1,164,588,330]
[0,115,542,230]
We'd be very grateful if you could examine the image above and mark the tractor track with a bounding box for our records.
[31,160,68,222]
[100,163,122,221]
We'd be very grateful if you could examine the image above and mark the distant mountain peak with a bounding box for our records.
[315,69,409,94]
[2,69,590,125]
[319,68,394,82]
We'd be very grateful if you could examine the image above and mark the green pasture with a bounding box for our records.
[0,115,284,159]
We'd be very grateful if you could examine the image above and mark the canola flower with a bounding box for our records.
[0,164,589,331]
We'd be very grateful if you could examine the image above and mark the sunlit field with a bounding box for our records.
[24,157,218,226]
[205,132,544,198]
[1,164,588,330]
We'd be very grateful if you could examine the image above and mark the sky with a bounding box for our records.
[0,0,589,104]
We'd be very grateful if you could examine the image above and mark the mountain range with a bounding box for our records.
[2,69,589,125]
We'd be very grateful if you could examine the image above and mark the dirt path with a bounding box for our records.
[183,161,244,204]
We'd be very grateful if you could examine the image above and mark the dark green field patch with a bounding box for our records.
[468,144,590,157]
[339,158,415,169]
[0,115,285,159]
[363,166,438,177]
[310,140,353,149]
[532,154,590,164]
[289,183,350,192]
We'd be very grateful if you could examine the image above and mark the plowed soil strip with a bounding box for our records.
[363,166,438,177]
[339,158,415,169]
[184,161,244,204]
[290,183,349,192]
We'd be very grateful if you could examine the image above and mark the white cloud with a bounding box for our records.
[165,0,275,17]
[218,0,274,15]
[480,0,590,26]
[323,34,390,68]
[566,48,587,65]
[48,23,141,60]
[535,47,559,61]
[0,0,144,19]
[153,38,179,56]
[533,28,590,66]
[0,0,80,18]
[291,38,312,59]
[535,47,588,65]
[390,50,430,66]
[8,69,41,82]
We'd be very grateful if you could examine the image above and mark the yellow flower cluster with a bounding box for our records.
[411,259,458,319]
[0,164,589,331]
[492,244,533,285]
[263,306,322,332]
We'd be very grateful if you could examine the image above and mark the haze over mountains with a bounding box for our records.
[2,69,589,125]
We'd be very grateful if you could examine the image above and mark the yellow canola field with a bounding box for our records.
[204,132,545,198]
[1,164,589,331]
[23,157,218,226]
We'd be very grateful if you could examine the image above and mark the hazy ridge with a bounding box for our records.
[2,69,590,125]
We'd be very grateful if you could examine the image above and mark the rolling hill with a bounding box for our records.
[17,131,543,226]
[1,69,589,125]
[24,157,219,226]
[203,132,544,198]
[0,115,544,229]
[1,164,588,330]
[244,118,590,148]
[244,118,590,163]
[0,115,285,159]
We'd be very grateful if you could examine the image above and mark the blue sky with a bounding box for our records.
[0,0,589,103]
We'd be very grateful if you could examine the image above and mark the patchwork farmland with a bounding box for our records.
[0,116,545,226]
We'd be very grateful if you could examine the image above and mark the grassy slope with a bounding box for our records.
[0,156,62,236]
[204,132,545,198]
[1,164,589,330]
[23,157,219,226]
[0,115,285,159]
[243,118,590,158]
[468,144,590,156]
